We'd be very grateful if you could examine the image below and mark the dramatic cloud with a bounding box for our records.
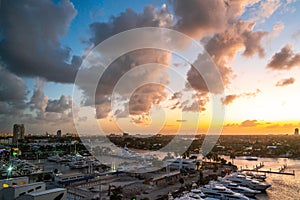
[0,79,75,133]
[267,44,300,70]
[221,89,261,105]
[27,81,75,132]
[222,94,239,105]
[0,67,28,102]
[172,0,262,38]
[84,6,174,121]
[46,95,72,113]
[29,81,49,118]
[173,0,228,37]
[173,1,268,114]
[186,21,267,97]
[275,77,295,87]
[129,84,167,115]
[0,0,81,83]
[241,119,260,127]
[89,5,173,45]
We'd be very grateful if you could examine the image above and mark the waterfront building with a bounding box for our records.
[16,188,66,200]
[164,158,198,170]
[150,170,181,187]
[0,177,29,190]
[13,124,25,144]
[0,182,45,200]
[54,172,94,186]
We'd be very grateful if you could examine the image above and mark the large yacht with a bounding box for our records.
[200,183,250,200]
[190,189,206,198]
[225,174,271,191]
[216,178,261,197]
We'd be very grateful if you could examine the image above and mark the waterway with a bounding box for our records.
[221,156,300,199]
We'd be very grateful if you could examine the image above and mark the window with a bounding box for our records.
[54,193,64,200]
[35,186,42,190]
[28,189,34,193]
[20,181,26,185]
[19,192,26,196]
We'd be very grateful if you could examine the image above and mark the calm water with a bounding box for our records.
[221,156,300,200]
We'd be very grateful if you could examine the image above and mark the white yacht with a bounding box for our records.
[244,172,266,181]
[217,178,260,197]
[175,191,204,200]
[190,189,206,198]
[225,174,271,191]
[200,183,250,200]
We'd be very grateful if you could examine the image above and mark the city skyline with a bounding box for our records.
[1,0,300,135]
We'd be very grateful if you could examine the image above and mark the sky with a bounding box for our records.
[1,0,300,135]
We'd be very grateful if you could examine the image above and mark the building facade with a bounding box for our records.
[57,130,62,137]
[13,124,25,144]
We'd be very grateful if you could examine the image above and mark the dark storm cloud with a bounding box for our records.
[172,0,228,37]
[0,67,28,102]
[267,44,300,70]
[275,77,295,87]
[0,0,81,83]
[89,5,173,45]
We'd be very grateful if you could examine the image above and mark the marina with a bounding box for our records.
[1,145,300,199]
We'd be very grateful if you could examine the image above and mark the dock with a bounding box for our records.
[241,163,295,176]
[241,169,295,176]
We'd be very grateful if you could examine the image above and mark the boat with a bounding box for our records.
[225,174,271,191]
[190,189,206,198]
[217,178,260,197]
[200,183,250,200]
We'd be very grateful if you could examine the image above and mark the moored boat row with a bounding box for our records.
[170,171,271,200]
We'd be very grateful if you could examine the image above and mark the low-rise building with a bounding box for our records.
[0,176,29,190]
[164,158,198,170]
[0,182,45,200]
[16,188,66,200]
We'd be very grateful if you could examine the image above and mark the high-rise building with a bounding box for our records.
[295,128,299,135]
[57,130,62,137]
[13,124,25,143]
